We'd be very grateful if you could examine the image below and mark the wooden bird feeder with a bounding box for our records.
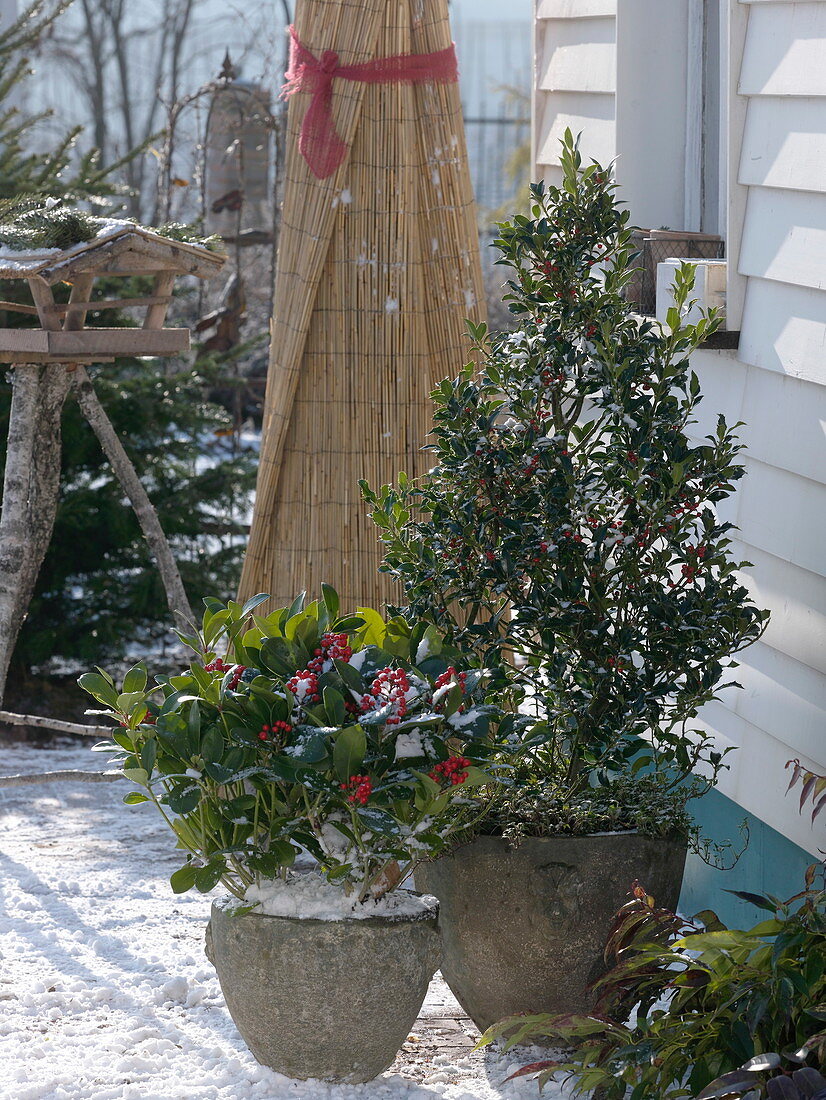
[0,223,225,720]
[0,224,224,363]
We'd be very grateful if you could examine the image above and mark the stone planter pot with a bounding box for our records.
[204,894,441,1083]
[417,833,686,1033]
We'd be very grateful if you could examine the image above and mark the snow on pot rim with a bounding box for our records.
[216,869,440,923]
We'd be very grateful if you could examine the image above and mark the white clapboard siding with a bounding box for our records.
[535,90,616,169]
[738,278,826,384]
[739,2,826,96]
[713,458,826,581]
[537,0,615,17]
[690,349,826,484]
[738,186,826,291]
[729,540,826,679]
[725,641,826,767]
[696,703,823,857]
[740,96,826,193]
[536,17,616,93]
[533,3,617,187]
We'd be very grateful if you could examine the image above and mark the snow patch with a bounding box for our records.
[241,873,438,922]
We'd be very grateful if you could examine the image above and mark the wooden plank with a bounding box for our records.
[27,277,62,332]
[43,295,174,315]
[63,273,94,331]
[738,276,826,382]
[143,273,176,330]
[48,329,190,357]
[0,327,190,358]
[535,90,615,168]
[738,185,826,291]
[0,301,38,316]
[739,95,826,193]
[537,0,616,17]
[739,3,826,96]
[537,17,616,94]
[723,0,751,328]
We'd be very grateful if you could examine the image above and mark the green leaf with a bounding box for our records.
[187,700,201,742]
[123,791,149,805]
[165,784,201,814]
[323,686,346,726]
[200,725,224,764]
[122,767,149,786]
[355,606,386,647]
[356,807,401,836]
[116,691,150,714]
[241,592,271,616]
[77,673,119,708]
[259,636,295,676]
[170,864,199,894]
[122,664,148,695]
[195,860,226,893]
[334,658,364,692]
[140,739,157,775]
[321,584,339,620]
[333,724,366,783]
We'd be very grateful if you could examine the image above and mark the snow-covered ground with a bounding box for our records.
[0,739,575,1100]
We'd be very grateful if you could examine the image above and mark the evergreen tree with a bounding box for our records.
[0,1,257,675]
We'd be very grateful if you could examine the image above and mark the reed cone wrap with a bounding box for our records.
[238,0,484,611]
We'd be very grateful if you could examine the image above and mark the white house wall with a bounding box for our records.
[532,0,693,229]
[692,0,826,855]
[533,3,617,189]
[532,0,826,855]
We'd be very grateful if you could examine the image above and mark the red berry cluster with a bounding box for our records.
[429,756,471,786]
[258,720,292,742]
[340,774,372,805]
[433,667,467,695]
[680,544,708,584]
[606,656,626,671]
[287,634,353,707]
[286,669,320,705]
[360,667,410,726]
[305,632,353,674]
[204,658,245,690]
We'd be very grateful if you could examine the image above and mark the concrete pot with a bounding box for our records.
[204,894,441,1083]
[416,832,686,1033]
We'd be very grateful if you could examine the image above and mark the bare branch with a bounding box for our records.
[0,769,123,787]
[0,709,112,737]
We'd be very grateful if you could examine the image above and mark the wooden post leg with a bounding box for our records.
[0,363,70,703]
[72,365,194,628]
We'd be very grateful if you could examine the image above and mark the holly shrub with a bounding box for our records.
[363,131,768,802]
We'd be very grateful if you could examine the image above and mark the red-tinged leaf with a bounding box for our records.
[785,758,802,794]
[503,1060,562,1083]
[812,790,826,823]
[801,774,818,812]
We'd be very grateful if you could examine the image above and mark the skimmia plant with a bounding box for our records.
[363,131,767,799]
[79,589,511,903]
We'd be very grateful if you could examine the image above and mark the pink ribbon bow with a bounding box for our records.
[282,25,459,180]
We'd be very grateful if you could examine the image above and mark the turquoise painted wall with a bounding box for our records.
[679,788,818,928]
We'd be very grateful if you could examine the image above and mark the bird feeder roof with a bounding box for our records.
[0,221,225,285]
